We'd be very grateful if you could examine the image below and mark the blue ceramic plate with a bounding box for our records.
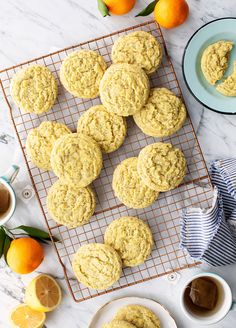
[182,17,236,114]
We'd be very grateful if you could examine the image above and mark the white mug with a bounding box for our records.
[180,272,236,325]
[0,165,19,226]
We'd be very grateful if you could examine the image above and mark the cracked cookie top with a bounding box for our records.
[60,50,107,98]
[112,31,162,74]
[137,142,186,192]
[72,243,122,290]
[100,63,150,117]
[216,61,236,96]
[50,133,102,187]
[201,40,233,85]
[26,121,71,171]
[46,180,96,228]
[114,305,161,328]
[112,157,159,209]
[77,105,127,153]
[11,65,58,114]
[133,88,186,137]
[104,216,153,267]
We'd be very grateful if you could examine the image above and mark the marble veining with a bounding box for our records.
[0,0,236,327]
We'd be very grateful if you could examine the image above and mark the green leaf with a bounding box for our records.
[97,0,110,17]
[135,0,158,17]
[13,225,60,243]
[32,237,50,245]
[3,235,12,263]
[0,227,6,259]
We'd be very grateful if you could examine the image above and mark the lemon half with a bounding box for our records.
[10,304,46,328]
[25,274,62,312]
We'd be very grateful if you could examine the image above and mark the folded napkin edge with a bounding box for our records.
[180,187,225,260]
[182,186,218,216]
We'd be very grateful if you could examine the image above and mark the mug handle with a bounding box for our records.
[231,300,236,310]
[1,165,19,184]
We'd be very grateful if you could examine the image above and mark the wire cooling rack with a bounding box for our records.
[0,21,213,302]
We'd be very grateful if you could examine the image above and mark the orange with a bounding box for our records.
[104,0,136,15]
[154,0,189,29]
[7,238,44,274]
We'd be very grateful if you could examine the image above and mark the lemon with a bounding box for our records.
[10,304,46,328]
[25,274,62,312]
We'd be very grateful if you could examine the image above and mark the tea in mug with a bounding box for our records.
[0,183,10,215]
[184,277,218,313]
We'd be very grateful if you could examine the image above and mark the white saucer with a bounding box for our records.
[89,296,177,328]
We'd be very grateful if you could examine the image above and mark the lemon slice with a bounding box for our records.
[25,274,62,312]
[10,304,46,328]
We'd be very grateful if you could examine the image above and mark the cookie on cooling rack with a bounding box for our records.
[77,105,127,153]
[201,40,233,85]
[99,63,150,116]
[104,216,153,267]
[60,50,107,98]
[10,65,58,114]
[72,243,122,290]
[26,121,71,171]
[46,180,96,228]
[137,142,186,192]
[103,321,136,328]
[133,88,187,137]
[50,133,102,187]
[112,31,162,75]
[114,305,161,328]
[112,157,159,209]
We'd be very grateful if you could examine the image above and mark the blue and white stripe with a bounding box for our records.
[180,159,236,266]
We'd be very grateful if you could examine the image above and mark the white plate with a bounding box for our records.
[89,296,177,328]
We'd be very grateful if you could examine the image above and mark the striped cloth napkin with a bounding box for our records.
[180,159,236,266]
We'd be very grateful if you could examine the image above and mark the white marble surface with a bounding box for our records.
[0,0,236,327]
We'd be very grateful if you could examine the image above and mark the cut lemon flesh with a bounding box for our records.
[25,274,62,312]
[10,304,46,328]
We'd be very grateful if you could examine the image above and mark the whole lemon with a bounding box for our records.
[154,0,189,29]
[7,238,44,274]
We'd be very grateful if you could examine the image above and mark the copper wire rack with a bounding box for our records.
[0,20,213,303]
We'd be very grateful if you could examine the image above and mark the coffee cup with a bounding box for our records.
[0,165,19,226]
[180,272,236,325]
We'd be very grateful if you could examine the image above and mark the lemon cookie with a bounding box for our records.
[201,40,233,85]
[99,63,150,116]
[138,142,186,192]
[77,105,127,153]
[60,50,107,98]
[103,321,136,328]
[50,133,102,187]
[115,305,161,328]
[72,243,122,290]
[112,157,159,208]
[46,180,96,228]
[133,88,187,137]
[216,61,236,96]
[112,31,162,74]
[26,121,71,171]
[104,216,153,267]
[10,65,58,114]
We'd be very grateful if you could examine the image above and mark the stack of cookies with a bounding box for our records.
[10,30,188,291]
[113,142,186,209]
[72,216,153,290]
[103,304,161,328]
